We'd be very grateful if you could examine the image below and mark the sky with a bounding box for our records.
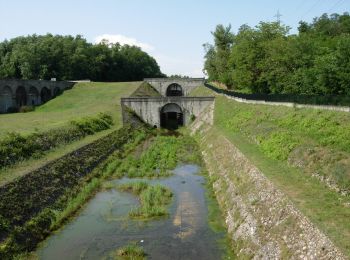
[0,0,349,77]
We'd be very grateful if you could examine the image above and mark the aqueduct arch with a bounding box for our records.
[40,87,52,103]
[0,86,13,113]
[16,86,27,107]
[166,83,183,97]
[28,86,40,106]
[0,80,74,113]
[160,103,184,130]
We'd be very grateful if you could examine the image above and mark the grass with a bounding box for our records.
[192,85,350,256]
[115,133,202,178]
[118,182,173,219]
[0,81,140,137]
[115,242,146,260]
[192,85,350,192]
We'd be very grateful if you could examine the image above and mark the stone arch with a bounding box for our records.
[166,83,183,96]
[53,87,61,97]
[40,87,52,103]
[0,86,13,113]
[160,103,184,130]
[16,86,27,107]
[28,86,40,106]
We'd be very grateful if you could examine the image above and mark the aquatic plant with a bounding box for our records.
[118,182,173,219]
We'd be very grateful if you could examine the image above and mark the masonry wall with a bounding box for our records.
[121,97,215,127]
[0,79,74,113]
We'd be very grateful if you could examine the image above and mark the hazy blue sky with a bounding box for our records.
[1,0,349,77]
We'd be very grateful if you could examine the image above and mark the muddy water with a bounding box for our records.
[37,165,227,259]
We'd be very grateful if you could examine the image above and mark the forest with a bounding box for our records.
[204,13,350,95]
[0,34,164,81]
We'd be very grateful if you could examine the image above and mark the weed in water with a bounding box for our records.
[118,182,173,219]
[115,242,146,260]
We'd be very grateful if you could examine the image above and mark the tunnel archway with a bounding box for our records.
[41,87,51,103]
[28,86,40,106]
[160,103,183,130]
[0,86,13,112]
[16,86,27,107]
[166,83,183,96]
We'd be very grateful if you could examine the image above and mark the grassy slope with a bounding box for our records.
[191,86,350,256]
[0,82,141,136]
[0,82,140,185]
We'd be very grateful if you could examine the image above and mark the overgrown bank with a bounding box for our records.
[191,86,350,257]
[0,125,150,259]
[194,124,346,259]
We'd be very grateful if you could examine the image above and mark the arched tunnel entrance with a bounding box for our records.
[160,103,183,130]
[166,83,183,96]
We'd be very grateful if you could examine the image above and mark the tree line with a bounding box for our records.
[204,13,350,95]
[0,34,164,81]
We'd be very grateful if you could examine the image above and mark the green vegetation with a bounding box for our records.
[115,242,146,260]
[0,34,163,81]
[204,13,350,95]
[0,82,140,136]
[192,86,350,256]
[115,134,202,178]
[118,182,173,219]
[130,82,161,97]
[0,129,114,186]
[0,113,113,168]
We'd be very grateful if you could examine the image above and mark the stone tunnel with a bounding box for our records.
[0,79,74,113]
[121,78,215,130]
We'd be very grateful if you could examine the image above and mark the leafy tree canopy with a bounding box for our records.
[0,34,164,81]
[203,12,350,95]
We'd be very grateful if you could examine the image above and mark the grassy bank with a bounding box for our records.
[0,81,140,137]
[192,85,350,256]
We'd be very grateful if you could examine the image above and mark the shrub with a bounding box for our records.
[19,106,35,113]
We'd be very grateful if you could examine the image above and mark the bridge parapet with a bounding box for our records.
[144,78,205,97]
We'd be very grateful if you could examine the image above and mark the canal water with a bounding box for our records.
[37,165,227,259]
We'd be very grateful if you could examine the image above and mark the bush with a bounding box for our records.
[19,106,35,113]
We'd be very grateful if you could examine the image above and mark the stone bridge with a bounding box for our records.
[0,79,74,113]
[122,78,214,129]
[121,97,215,128]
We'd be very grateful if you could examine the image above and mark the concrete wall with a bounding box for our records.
[121,96,215,127]
[144,78,205,97]
[0,79,74,113]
